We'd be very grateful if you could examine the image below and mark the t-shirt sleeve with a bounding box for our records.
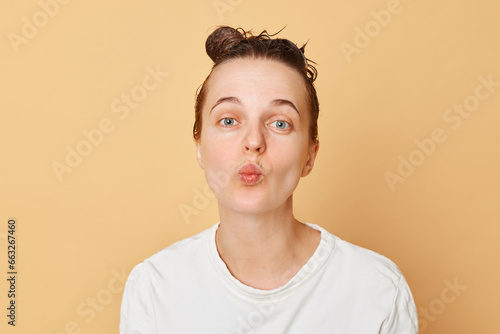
[380,273,419,334]
[119,262,155,334]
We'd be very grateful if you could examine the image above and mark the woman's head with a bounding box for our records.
[194,26,319,144]
[193,26,321,214]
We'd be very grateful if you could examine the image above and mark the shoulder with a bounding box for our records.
[338,236,402,283]
[126,223,214,282]
[313,223,406,290]
[315,225,419,331]
[135,226,213,274]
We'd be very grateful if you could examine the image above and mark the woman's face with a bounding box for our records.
[196,57,319,214]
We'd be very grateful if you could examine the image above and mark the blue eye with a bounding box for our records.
[220,118,238,127]
[271,120,290,130]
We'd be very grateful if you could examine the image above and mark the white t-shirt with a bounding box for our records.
[120,222,419,334]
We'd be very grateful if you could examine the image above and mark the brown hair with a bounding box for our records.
[193,26,319,143]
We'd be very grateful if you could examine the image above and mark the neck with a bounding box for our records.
[215,196,320,290]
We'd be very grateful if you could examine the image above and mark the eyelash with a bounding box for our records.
[218,118,291,130]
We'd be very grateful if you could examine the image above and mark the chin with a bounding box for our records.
[220,190,291,215]
[220,195,275,214]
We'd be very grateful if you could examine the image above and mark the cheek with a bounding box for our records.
[270,141,306,174]
[199,136,239,193]
[202,136,235,167]
[200,143,235,198]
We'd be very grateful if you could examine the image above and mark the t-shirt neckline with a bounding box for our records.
[206,221,336,302]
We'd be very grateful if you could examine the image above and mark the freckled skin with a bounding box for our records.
[195,58,320,289]
[196,58,318,214]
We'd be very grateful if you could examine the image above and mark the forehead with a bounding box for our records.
[205,58,309,112]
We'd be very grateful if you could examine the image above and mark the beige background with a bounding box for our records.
[1,0,499,333]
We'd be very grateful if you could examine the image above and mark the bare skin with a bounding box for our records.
[215,211,321,290]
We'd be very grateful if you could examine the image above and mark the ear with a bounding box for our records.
[196,141,204,170]
[301,140,319,177]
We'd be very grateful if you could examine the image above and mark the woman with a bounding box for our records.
[120,26,419,333]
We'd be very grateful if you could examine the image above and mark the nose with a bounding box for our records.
[242,123,266,154]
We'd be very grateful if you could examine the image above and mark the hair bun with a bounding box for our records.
[206,26,246,62]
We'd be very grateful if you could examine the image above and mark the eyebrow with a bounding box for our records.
[210,96,300,117]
